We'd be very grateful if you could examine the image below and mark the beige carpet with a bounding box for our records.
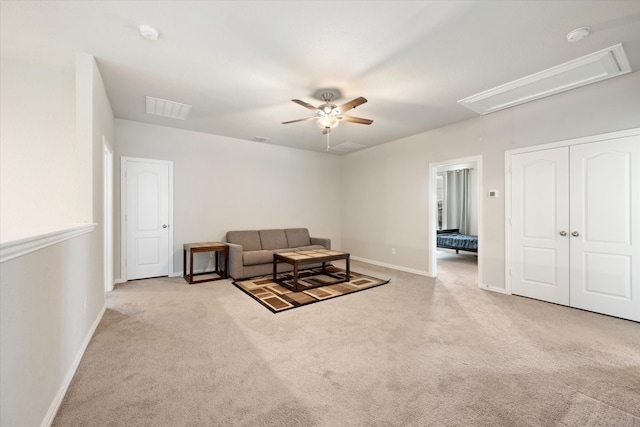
[53,255,640,426]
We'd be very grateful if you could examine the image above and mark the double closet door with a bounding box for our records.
[510,134,639,322]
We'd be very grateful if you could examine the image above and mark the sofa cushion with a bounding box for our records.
[243,250,274,266]
[273,248,292,254]
[285,228,311,248]
[294,245,326,251]
[259,229,288,250]
[227,230,262,251]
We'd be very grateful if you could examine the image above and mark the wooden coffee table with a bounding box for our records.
[272,249,350,292]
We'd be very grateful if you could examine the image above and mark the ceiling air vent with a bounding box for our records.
[458,44,631,115]
[145,96,192,120]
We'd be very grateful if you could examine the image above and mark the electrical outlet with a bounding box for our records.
[391,248,396,255]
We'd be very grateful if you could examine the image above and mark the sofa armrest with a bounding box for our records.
[226,242,244,280]
[310,237,331,249]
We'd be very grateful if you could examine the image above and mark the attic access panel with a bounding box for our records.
[458,44,632,115]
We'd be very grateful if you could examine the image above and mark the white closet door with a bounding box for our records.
[511,148,570,305]
[569,136,640,321]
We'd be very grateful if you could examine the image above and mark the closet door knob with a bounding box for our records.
[559,231,567,236]
[571,231,580,237]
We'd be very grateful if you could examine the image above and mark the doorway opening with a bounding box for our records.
[429,156,482,287]
[103,138,113,292]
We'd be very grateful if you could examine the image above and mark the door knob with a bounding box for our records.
[559,231,567,236]
[571,231,579,237]
[162,224,168,229]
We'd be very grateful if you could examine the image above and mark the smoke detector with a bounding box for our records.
[566,27,590,42]
[139,24,159,41]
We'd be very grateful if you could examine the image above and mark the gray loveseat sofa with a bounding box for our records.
[226,228,331,280]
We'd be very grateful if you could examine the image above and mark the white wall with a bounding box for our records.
[341,71,640,288]
[0,58,76,232]
[114,120,342,278]
[0,54,113,427]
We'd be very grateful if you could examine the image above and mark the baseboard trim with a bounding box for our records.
[481,284,507,294]
[116,272,212,281]
[172,267,220,278]
[351,256,432,277]
[42,304,106,427]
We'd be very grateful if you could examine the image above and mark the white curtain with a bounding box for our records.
[445,168,470,234]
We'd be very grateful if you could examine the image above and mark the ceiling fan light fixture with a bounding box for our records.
[283,91,371,138]
[317,116,339,129]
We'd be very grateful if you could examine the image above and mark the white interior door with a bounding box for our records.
[125,159,170,280]
[511,147,570,305]
[569,137,640,321]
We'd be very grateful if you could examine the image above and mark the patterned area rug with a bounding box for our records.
[233,266,390,313]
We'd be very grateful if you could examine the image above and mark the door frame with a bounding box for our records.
[428,155,483,287]
[103,138,114,292]
[120,156,174,281]
[504,127,640,295]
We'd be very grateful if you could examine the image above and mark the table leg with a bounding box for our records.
[345,255,350,282]
[183,249,187,281]
[214,250,219,275]
[272,255,277,282]
[293,263,299,292]
[222,248,228,279]
[189,250,194,284]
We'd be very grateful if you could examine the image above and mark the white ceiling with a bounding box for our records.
[2,1,640,154]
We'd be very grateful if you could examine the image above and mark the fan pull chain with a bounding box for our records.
[326,130,331,151]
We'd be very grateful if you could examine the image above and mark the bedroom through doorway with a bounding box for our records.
[429,156,482,287]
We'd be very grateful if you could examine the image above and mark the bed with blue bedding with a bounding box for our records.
[437,229,478,253]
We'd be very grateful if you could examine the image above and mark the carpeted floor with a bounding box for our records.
[52,255,640,426]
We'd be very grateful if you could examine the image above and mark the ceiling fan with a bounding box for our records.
[282,91,373,151]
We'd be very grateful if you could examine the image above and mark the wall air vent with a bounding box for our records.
[458,44,631,115]
[145,96,192,120]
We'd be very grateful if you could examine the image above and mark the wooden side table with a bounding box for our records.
[183,242,228,284]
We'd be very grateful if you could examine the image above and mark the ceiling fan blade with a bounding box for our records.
[292,99,319,112]
[339,115,373,125]
[282,117,316,124]
[335,96,367,114]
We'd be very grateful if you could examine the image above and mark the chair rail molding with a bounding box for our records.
[0,223,96,263]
